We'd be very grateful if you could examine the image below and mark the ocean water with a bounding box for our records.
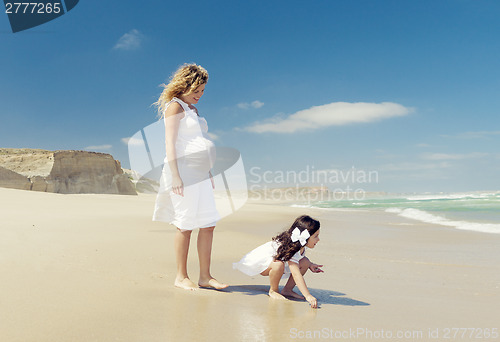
[308,191,500,234]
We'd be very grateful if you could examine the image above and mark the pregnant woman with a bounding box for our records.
[153,63,228,291]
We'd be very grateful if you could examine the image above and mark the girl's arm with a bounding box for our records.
[289,261,317,308]
[164,103,185,196]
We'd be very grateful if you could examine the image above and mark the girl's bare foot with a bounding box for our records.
[268,289,288,300]
[280,289,305,300]
[174,277,198,291]
[198,278,229,290]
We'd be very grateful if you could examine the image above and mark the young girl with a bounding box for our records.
[153,63,227,291]
[233,215,323,308]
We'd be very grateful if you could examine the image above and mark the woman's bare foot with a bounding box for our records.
[174,277,198,291]
[198,278,229,290]
[280,289,305,300]
[269,289,288,300]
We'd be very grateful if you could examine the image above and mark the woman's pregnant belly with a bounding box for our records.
[177,136,216,175]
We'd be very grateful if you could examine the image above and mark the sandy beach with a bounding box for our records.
[1,187,499,341]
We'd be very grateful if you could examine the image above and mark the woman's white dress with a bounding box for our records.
[152,97,220,230]
[233,240,306,279]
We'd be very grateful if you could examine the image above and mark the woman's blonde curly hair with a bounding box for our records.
[154,63,209,118]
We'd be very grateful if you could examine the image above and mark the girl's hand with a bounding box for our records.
[172,175,184,196]
[209,172,215,189]
[306,295,318,308]
[309,263,324,273]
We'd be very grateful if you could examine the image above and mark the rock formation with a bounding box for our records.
[122,168,160,194]
[0,148,137,195]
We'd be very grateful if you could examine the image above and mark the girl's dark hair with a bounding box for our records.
[273,215,320,262]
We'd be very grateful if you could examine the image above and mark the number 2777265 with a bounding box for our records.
[5,2,62,14]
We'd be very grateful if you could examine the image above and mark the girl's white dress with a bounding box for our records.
[233,240,306,279]
[152,97,220,230]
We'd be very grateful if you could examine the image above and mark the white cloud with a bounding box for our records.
[374,149,400,159]
[421,152,489,161]
[243,102,412,134]
[122,137,144,146]
[441,131,500,139]
[207,132,219,140]
[84,144,112,151]
[251,100,264,108]
[377,161,453,181]
[113,29,143,50]
[379,161,453,172]
[237,100,265,109]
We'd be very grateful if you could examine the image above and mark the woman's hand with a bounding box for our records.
[309,263,324,273]
[306,295,318,308]
[172,175,184,196]
[209,172,215,189]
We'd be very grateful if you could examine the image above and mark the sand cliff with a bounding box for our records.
[0,148,136,195]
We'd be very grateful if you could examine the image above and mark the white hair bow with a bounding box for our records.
[291,227,310,246]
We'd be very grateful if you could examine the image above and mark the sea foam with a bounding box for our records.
[406,192,500,201]
[385,208,500,234]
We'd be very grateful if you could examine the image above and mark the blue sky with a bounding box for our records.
[1,0,500,193]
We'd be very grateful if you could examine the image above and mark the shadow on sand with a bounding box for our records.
[219,285,370,307]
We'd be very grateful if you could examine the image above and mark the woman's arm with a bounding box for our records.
[289,261,317,308]
[164,102,185,196]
